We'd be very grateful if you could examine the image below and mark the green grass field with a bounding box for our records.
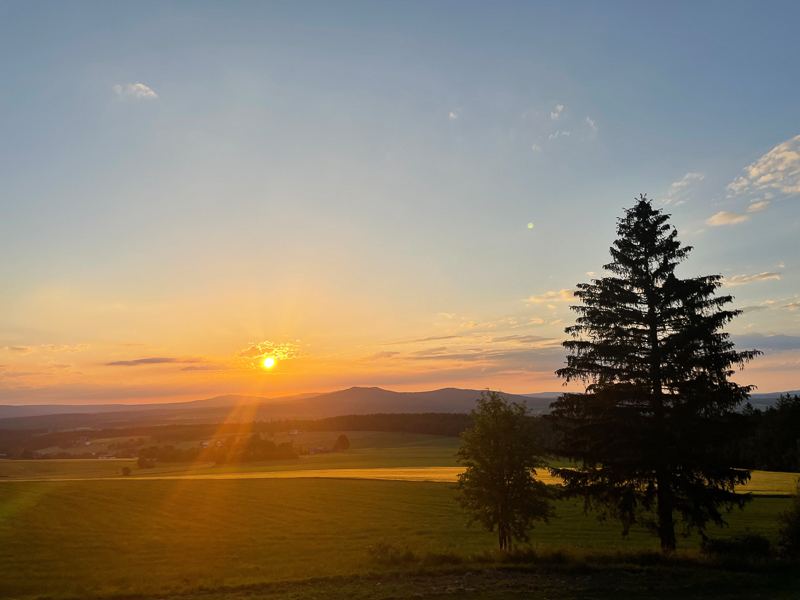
[0,478,793,599]
[0,432,797,599]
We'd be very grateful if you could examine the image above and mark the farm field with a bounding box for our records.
[0,433,797,599]
[0,477,794,600]
[1,432,797,496]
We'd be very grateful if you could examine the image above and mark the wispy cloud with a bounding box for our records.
[662,172,704,206]
[724,272,781,286]
[106,357,203,366]
[3,343,90,354]
[362,351,400,361]
[410,346,449,357]
[449,112,458,120]
[362,334,463,347]
[531,144,542,152]
[733,333,800,351]
[523,289,575,304]
[584,117,597,140]
[181,365,231,372]
[726,134,800,198]
[4,346,34,354]
[548,130,569,139]
[490,335,557,345]
[706,200,769,226]
[114,83,158,99]
[738,305,771,314]
[550,105,564,120]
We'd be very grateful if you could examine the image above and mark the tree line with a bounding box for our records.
[4,401,798,473]
[0,413,474,457]
[136,433,298,467]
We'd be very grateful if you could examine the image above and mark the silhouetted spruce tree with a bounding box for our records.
[549,195,760,552]
[456,391,554,550]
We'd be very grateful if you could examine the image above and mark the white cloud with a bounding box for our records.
[114,83,158,99]
[449,112,458,120]
[706,211,748,226]
[531,144,542,152]
[705,199,769,227]
[663,172,704,205]
[550,105,563,120]
[523,289,575,304]
[724,272,781,286]
[726,134,800,198]
[548,130,570,140]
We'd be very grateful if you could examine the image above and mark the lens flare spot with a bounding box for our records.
[263,357,275,369]
[527,222,534,229]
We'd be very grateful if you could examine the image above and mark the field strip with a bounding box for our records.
[1,466,796,494]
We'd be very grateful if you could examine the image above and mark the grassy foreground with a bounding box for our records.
[0,477,793,599]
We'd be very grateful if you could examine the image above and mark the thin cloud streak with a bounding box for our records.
[725,272,781,286]
[106,357,204,366]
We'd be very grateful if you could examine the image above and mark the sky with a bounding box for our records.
[1,0,799,405]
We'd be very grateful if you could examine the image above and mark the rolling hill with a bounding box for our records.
[0,387,793,432]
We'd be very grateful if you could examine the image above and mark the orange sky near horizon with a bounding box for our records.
[1,278,796,406]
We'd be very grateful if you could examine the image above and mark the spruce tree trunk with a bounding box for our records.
[648,277,677,552]
[656,469,677,551]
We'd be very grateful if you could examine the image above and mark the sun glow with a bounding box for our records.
[262,357,275,369]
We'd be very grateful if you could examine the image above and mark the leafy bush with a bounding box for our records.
[366,540,417,566]
[777,479,800,556]
[332,434,350,451]
[701,534,772,559]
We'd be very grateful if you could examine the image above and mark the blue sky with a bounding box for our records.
[0,1,798,403]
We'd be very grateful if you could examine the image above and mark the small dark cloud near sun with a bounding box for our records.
[106,357,203,366]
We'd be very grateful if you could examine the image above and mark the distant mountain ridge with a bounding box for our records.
[0,387,794,431]
[0,392,320,419]
[0,387,554,430]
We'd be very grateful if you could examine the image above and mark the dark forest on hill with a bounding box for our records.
[1,398,798,472]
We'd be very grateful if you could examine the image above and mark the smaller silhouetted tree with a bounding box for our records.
[333,434,350,451]
[455,391,554,550]
[121,466,131,476]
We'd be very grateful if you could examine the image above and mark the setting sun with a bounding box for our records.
[263,357,275,369]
